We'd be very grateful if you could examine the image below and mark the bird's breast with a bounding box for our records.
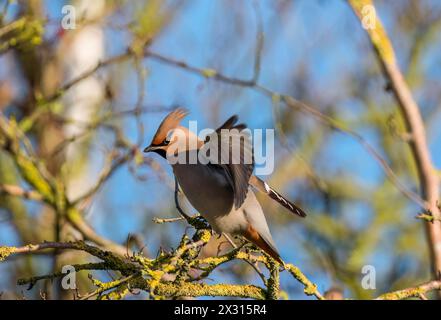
[172,162,234,218]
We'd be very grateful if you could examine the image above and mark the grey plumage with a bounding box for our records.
[144,110,307,264]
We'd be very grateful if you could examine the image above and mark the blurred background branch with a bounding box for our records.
[349,0,441,297]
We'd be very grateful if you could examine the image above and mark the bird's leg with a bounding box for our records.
[222,233,238,248]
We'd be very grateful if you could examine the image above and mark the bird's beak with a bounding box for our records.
[143,145,159,153]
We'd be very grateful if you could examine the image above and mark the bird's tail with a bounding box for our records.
[250,176,307,218]
[243,224,283,264]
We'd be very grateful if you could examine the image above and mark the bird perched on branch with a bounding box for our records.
[144,108,306,264]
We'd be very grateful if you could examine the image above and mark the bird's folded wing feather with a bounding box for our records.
[201,115,254,209]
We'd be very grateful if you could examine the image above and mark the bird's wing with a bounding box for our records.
[201,115,254,209]
[249,175,307,218]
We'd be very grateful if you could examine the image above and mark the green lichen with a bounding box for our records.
[100,284,130,300]
[2,17,44,52]
[15,154,54,203]
[285,263,322,299]
[90,277,117,291]
[130,0,165,53]
[152,282,266,300]
[271,93,281,105]
[53,178,66,214]
[0,246,16,262]
[201,69,217,78]
[198,229,212,243]
[376,287,426,300]
[266,260,280,300]
[199,255,230,266]
[131,252,154,269]
[348,0,396,65]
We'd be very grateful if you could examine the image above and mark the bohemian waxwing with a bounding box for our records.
[144,108,306,264]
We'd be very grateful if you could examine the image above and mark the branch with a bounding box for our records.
[0,241,133,268]
[44,51,134,104]
[66,208,131,257]
[1,231,323,300]
[18,50,135,133]
[375,280,441,300]
[80,275,135,300]
[348,0,441,284]
[17,262,110,289]
[0,17,27,38]
[148,282,266,300]
[153,216,185,224]
[285,264,324,300]
[0,184,44,201]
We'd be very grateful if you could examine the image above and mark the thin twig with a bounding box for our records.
[153,216,185,224]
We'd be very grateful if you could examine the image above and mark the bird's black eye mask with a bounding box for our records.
[151,143,167,158]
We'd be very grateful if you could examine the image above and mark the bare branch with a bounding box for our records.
[349,0,441,285]
[0,184,44,201]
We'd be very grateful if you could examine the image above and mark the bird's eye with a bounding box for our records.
[164,131,173,145]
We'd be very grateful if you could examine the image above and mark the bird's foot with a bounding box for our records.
[187,215,211,230]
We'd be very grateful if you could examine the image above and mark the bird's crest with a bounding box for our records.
[152,108,189,145]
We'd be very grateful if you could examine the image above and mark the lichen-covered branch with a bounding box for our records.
[375,280,441,300]
[17,262,110,290]
[0,241,135,270]
[285,264,324,300]
[148,282,266,300]
[0,225,323,300]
